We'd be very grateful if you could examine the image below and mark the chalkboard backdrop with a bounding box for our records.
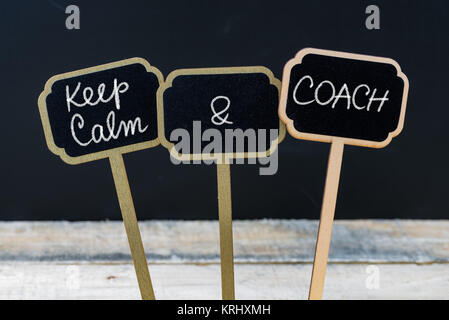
[2,1,448,220]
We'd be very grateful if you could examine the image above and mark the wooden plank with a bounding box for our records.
[0,220,448,263]
[0,262,447,300]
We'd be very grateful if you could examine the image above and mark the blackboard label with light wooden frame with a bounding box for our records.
[278,48,409,300]
[38,58,163,164]
[279,48,409,148]
[157,67,285,161]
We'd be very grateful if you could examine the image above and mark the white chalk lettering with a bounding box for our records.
[293,75,314,105]
[367,88,390,112]
[66,79,148,147]
[332,83,351,110]
[292,75,389,112]
[315,80,335,106]
[65,79,129,112]
[211,95,233,125]
[70,110,148,147]
[352,84,370,110]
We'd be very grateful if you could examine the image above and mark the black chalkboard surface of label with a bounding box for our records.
[158,67,285,160]
[279,48,409,148]
[38,58,163,164]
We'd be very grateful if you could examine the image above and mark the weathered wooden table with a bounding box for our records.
[0,220,447,299]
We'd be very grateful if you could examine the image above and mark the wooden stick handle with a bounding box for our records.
[309,139,344,300]
[109,153,155,300]
[216,162,235,300]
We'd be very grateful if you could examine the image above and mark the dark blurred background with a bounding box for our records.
[1,1,448,220]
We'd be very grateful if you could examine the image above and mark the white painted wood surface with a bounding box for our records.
[0,220,448,299]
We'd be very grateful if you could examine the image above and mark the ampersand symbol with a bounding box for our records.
[210,95,233,126]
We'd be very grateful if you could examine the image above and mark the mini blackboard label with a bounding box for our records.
[38,58,163,164]
[157,67,285,161]
[279,48,409,148]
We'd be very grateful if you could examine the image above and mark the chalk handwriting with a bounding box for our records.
[65,79,129,112]
[210,95,233,125]
[70,111,148,146]
[65,79,148,147]
[292,75,389,112]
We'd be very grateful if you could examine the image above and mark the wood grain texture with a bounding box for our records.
[0,220,448,264]
[0,262,448,300]
[0,220,447,299]
[216,163,235,300]
[109,154,154,300]
[309,140,344,300]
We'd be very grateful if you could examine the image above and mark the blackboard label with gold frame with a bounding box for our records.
[157,67,285,162]
[38,58,163,300]
[38,58,163,164]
